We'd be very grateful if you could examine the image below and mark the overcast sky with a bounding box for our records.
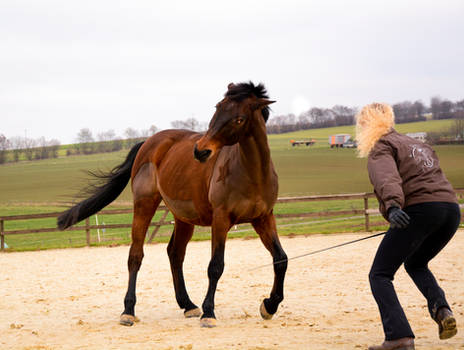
[2,0,464,144]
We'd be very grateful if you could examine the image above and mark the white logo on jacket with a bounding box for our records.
[410,145,434,169]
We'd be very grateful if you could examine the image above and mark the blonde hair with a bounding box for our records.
[355,102,395,158]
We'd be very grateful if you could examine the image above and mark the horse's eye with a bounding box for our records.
[236,117,244,125]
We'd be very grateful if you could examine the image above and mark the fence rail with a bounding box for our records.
[1,190,463,251]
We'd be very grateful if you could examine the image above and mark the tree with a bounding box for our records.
[140,125,158,137]
[171,118,200,131]
[23,137,36,160]
[35,137,49,160]
[97,130,117,153]
[430,96,454,119]
[124,128,143,148]
[0,134,9,164]
[77,128,94,143]
[48,139,61,158]
[455,99,464,112]
[413,100,426,118]
[97,129,116,142]
[332,105,356,126]
[305,108,335,128]
[450,114,464,140]
[124,128,140,139]
[9,137,23,162]
[76,128,95,154]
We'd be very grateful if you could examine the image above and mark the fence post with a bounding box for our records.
[85,218,90,246]
[1,219,4,251]
[147,208,170,243]
[364,194,370,232]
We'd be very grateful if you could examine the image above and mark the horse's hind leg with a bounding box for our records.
[200,212,231,327]
[120,195,159,326]
[167,219,201,318]
[252,213,288,320]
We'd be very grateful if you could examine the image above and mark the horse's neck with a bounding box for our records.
[238,119,272,182]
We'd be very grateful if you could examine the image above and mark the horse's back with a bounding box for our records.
[132,129,201,176]
[132,129,217,225]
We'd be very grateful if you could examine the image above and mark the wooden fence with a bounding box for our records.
[1,190,463,251]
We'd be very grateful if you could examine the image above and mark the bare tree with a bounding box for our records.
[35,137,49,159]
[124,127,145,148]
[413,100,426,118]
[77,128,94,143]
[332,105,356,126]
[48,139,61,158]
[97,129,116,142]
[430,96,442,119]
[430,96,454,119]
[171,118,200,131]
[124,128,140,139]
[23,137,36,160]
[76,128,94,154]
[455,99,464,112]
[198,122,208,132]
[0,134,9,164]
[9,136,23,162]
[144,124,158,136]
[450,114,464,140]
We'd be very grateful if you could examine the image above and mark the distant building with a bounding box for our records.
[406,132,427,143]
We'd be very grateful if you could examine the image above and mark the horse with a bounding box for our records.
[57,81,288,328]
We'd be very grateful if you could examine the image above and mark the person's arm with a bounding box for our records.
[367,141,404,213]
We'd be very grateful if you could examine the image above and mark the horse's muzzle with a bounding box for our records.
[194,144,212,163]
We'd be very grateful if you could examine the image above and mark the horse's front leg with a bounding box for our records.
[200,212,231,328]
[252,212,287,320]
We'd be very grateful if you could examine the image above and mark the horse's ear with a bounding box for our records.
[252,99,275,110]
[227,83,235,90]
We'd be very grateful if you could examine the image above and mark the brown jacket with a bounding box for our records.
[367,129,457,220]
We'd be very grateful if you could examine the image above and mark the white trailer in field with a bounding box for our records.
[328,134,351,148]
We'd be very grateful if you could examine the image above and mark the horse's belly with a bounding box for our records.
[163,195,198,220]
[232,197,271,222]
[160,192,212,226]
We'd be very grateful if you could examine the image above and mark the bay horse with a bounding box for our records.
[57,81,288,328]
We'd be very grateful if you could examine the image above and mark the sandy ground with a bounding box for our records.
[1,231,463,350]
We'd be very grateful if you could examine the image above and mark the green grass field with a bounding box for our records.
[1,119,463,251]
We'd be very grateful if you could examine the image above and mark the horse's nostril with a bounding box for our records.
[194,145,212,162]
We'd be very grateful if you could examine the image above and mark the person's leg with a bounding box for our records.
[404,203,460,339]
[369,227,418,340]
[404,203,460,317]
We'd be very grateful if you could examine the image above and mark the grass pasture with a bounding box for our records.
[0,119,463,251]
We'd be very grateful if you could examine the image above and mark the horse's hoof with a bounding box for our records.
[200,317,217,328]
[260,301,273,320]
[119,314,140,326]
[184,307,202,318]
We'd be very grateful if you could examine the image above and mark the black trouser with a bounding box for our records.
[369,202,461,340]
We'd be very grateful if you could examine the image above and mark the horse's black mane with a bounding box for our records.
[225,81,270,122]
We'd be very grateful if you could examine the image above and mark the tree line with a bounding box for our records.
[0,135,61,164]
[267,96,464,134]
[0,125,158,164]
[67,125,158,155]
[1,96,463,165]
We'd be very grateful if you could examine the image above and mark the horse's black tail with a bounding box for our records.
[57,141,144,230]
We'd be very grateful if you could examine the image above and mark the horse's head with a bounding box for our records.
[194,81,275,163]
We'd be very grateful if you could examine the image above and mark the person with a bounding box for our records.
[355,103,461,350]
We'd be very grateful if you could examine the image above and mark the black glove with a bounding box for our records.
[388,207,410,229]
